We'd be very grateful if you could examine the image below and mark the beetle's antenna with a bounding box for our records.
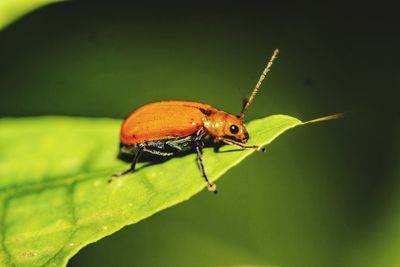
[239,48,279,120]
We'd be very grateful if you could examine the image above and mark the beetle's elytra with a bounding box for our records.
[110,49,280,193]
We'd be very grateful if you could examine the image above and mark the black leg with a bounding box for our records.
[109,145,144,182]
[194,129,217,193]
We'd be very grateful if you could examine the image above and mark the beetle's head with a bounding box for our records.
[204,112,249,143]
[223,114,249,143]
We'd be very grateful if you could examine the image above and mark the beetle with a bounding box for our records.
[109,49,279,193]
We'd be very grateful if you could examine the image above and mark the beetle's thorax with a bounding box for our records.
[202,111,249,143]
[202,112,227,136]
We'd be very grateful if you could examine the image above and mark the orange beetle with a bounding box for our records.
[110,49,279,193]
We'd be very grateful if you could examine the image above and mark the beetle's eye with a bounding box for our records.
[229,125,239,134]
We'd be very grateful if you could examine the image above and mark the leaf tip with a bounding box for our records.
[304,112,347,124]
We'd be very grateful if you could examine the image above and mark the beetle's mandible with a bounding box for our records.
[109,49,280,193]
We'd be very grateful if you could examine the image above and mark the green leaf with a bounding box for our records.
[0,114,338,266]
[0,0,63,31]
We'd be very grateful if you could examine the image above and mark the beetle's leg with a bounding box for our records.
[195,145,217,194]
[109,145,144,182]
[219,137,265,152]
[195,142,205,172]
[194,128,217,193]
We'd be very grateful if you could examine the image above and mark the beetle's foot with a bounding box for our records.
[256,145,265,152]
[108,173,122,183]
[207,182,218,194]
[108,168,134,183]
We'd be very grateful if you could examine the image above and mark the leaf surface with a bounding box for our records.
[0,114,327,266]
[0,0,62,31]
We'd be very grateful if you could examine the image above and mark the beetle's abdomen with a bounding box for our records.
[120,101,215,145]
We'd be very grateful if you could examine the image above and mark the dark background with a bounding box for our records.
[0,1,398,266]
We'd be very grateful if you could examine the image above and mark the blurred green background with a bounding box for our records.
[0,1,398,267]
